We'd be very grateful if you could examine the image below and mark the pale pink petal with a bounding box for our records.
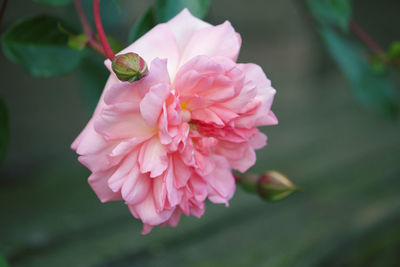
[141,224,153,235]
[107,150,139,192]
[109,24,180,79]
[138,137,168,177]
[130,193,174,226]
[164,159,182,207]
[181,21,241,66]
[203,156,235,199]
[88,169,122,203]
[249,131,267,149]
[140,83,171,127]
[189,175,208,202]
[78,143,117,173]
[229,145,256,172]
[94,107,156,141]
[153,176,167,212]
[166,209,182,227]
[122,169,151,205]
[173,154,192,188]
[167,9,210,55]
[191,108,224,126]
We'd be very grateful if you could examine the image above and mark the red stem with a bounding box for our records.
[350,20,383,54]
[0,0,8,30]
[93,0,115,60]
[73,0,105,57]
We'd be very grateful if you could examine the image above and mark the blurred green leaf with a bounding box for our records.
[0,255,9,267]
[112,0,121,12]
[307,0,352,31]
[156,0,211,22]
[107,36,123,54]
[33,0,72,6]
[78,53,109,110]
[1,15,84,77]
[68,34,88,51]
[57,23,88,51]
[388,41,400,59]
[128,0,211,44]
[0,97,8,163]
[128,7,157,43]
[320,26,398,116]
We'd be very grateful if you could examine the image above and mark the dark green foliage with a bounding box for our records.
[128,7,157,43]
[77,52,109,110]
[0,97,8,163]
[33,0,72,6]
[306,0,399,116]
[307,0,351,31]
[320,26,398,116]
[1,15,84,77]
[155,0,211,22]
[128,0,211,43]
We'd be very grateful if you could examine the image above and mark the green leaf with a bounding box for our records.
[307,0,352,32]
[77,53,109,111]
[112,0,121,12]
[1,15,84,77]
[128,7,157,43]
[107,36,123,54]
[33,0,72,6]
[388,41,400,59]
[68,34,88,51]
[320,26,398,116]
[0,97,8,163]
[156,0,211,23]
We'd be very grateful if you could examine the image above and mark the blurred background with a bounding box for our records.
[1,0,400,266]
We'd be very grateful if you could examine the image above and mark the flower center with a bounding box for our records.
[180,100,192,123]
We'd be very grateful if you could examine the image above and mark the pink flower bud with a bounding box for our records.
[257,171,299,202]
[112,52,148,82]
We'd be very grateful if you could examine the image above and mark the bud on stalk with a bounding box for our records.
[257,171,300,202]
[236,171,299,202]
[112,52,148,82]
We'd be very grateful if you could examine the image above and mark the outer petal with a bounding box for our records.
[203,155,235,201]
[94,106,156,141]
[180,21,241,66]
[72,74,121,155]
[167,9,210,55]
[129,193,175,226]
[122,170,151,205]
[235,63,278,128]
[107,24,180,79]
[88,169,122,203]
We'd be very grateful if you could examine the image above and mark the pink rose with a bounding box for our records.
[72,9,278,234]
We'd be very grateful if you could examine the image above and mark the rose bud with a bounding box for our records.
[257,171,300,202]
[112,52,148,82]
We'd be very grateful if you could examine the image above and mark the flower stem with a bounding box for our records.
[0,0,8,31]
[350,20,384,55]
[93,0,115,60]
[73,0,105,56]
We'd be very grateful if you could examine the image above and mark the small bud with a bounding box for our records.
[112,52,148,82]
[257,171,300,202]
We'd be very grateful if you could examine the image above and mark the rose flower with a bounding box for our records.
[72,9,277,234]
